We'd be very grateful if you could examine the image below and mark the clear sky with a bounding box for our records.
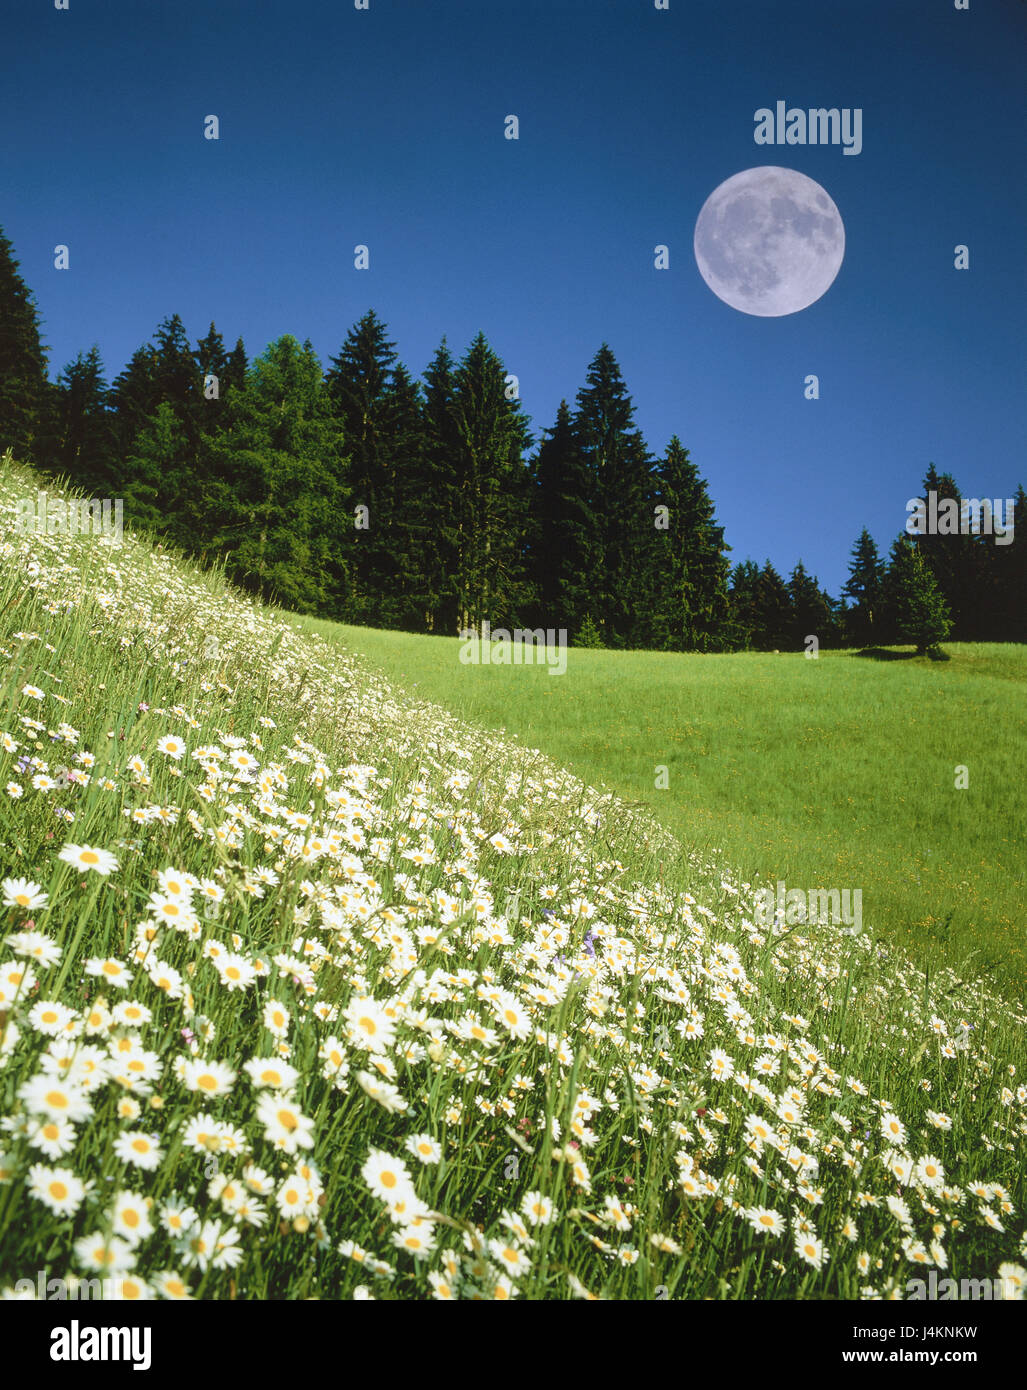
[3,0,1025,594]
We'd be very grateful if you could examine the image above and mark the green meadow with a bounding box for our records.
[298,620,1027,1003]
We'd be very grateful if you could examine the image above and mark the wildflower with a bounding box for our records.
[113,1131,163,1171]
[58,843,119,876]
[181,1058,236,1097]
[27,1164,87,1216]
[256,1092,315,1152]
[2,879,48,911]
[405,1133,442,1165]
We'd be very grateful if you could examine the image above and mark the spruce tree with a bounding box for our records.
[448,332,533,634]
[200,336,349,615]
[49,346,114,494]
[881,534,952,653]
[647,435,731,651]
[752,562,793,650]
[787,561,835,650]
[0,226,51,465]
[416,338,462,633]
[841,529,885,647]
[570,345,652,648]
[529,399,595,633]
[324,311,423,626]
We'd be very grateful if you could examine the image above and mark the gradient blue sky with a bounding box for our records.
[4,0,1025,594]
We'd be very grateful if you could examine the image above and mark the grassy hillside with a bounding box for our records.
[1,452,1025,1302]
[296,621,1027,1004]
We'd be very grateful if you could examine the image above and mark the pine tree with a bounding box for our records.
[448,332,533,633]
[0,226,51,465]
[195,323,230,429]
[529,399,595,632]
[324,311,424,626]
[108,342,160,469]
[200,336,350,615]
[841,529,885,647]
[991,483,1026,642]
[881,534,952,653]
[570,345,653,648]
[752,562,793,650]
[647,435,731,651]
[910,464,974,638]
[416,338,462,633]
[49,346,114,494]
[787,561,835,650]
[727,560,761,649]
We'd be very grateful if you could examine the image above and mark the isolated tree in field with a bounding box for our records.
[841,528,885,647]
[881,534,952,654]
[0,227,51,465]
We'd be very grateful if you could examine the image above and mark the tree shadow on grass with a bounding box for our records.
[850,647,952,663]
[850,647,918,662]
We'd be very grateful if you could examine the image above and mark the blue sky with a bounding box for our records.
[3,0,1025,594]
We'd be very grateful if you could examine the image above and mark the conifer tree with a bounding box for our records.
[0,227,51,465]
[200,336,349,615]
[49,346,114,494]
[881,534,952,653]
[448,332,533,633]
[529,399,594,633]
[325,311,424,625]
[752,562,793,650]
[787,561,835,650]
[570,345,652,648]
[647,435,731,651]
[841,529,885,647]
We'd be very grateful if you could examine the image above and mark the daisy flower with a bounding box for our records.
[111,1190,155,1244]
[153,1272,193,1301]
[27,1164,87,1216]
[18,1075,93,1122]
[156,734,186,760]
[242,1058,299,1091]
[361,1149,416,1205]
[113,1131,163,1171]
[74,1233,135,1275]
[57,843,119,876]
[746,1206,786,1236]
[256,1093,315,1152]
[405,1133,442,1165]
[181,1058,237,1097]
[2,879,48,911]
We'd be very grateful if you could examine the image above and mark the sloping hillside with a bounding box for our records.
[0,453,1024,1300]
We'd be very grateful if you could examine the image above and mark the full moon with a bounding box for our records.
[693,166,845,317]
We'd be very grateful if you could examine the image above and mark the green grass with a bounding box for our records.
[296,621,1027,1003]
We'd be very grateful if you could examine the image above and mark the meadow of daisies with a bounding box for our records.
[0,451,1024,1302]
